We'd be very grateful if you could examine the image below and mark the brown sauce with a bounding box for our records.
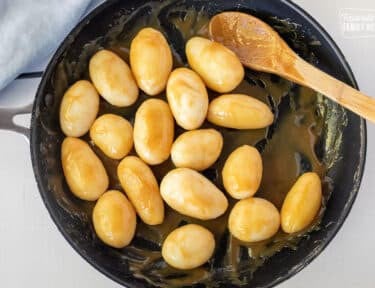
[56,1,337,286]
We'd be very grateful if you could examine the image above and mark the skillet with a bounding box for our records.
[0,0,366,287]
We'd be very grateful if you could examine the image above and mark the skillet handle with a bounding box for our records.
[0,103,33,140]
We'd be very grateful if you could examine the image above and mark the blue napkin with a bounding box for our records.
[0,0,104,91]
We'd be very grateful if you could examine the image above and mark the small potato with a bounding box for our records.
[130,28,173,95]
[207,94,274,129]
[61,137,108,201]
[160,168,228,220]
[89,49,138,107]
[162,224,215,269]
[60,80,99,137]
[118,156,164,225]
[93,190,136,248]
[171,129,223,171]
[90,114,133,160]
[133,99,174,165]
[281,172,322,234]
[166,68,208,130]
[229,198,280,242]
[186,37,244,93]
[222,145,262,199]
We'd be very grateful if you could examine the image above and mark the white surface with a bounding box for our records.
[0,0,374,287]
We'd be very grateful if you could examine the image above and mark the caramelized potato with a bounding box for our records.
[89,49,138,107]
[133,99,174,165]
[186,37,244,93]
[207,94,274,129]
[90,114,133,160]
[59,80,99,137]
[61,137,108,201]
[93,190,136,248]
[118,156,164,225]
[171,129,223,171]
[166,68,208,130]
[130,28,173,95]
[162,224,215,269]
[222,145,262,199]
[281,172,322,234]
[229,198,280,242]
[160,168,228,220]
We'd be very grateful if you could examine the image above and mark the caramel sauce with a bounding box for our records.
[55,2,339,286]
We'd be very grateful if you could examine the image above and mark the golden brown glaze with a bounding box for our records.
[118,156,165,225]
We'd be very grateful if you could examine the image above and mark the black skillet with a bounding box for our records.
[0,0,366,287]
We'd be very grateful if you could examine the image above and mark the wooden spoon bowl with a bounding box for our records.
[209,12,375,122]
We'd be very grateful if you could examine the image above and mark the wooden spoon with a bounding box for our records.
[209,12,375,122]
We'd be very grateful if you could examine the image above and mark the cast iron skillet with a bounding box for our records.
[0,0,366,287]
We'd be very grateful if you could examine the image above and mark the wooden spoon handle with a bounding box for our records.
[280,57,375,123]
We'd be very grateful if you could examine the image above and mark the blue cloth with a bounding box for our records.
[0,0,102,91]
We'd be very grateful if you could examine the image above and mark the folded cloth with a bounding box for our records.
[0,0,96,91]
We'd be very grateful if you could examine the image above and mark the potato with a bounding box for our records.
[171,129,223,171]
[229,198,280,242]
[133,99,174,165]
[89,49,138,107]
[93,190,136,248]
[162,224,215,269]
[61,137,108,201]
[130,28,173,95]
[118,156,164,225]
[166,68,208,130]
[281,172,322,234]
[186,37,244,93]
[90,114,133,160]
[160,168,228,220]
[207,94,274,129]
[59,80,99,137]
[222,145,262,199]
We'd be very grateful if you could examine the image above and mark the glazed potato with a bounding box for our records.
[60,80,99,137]
[90,114,133,160]
[130,28,173,95]
[222,145,262,199]
[93,190,136,248]
[186,37,244,93]
[207,94,274,129]
[166,68,208,130]
[61,137,108,201]
[229,198,280,242]
[171,129,223,171]
[133,99,174,165]
[118,156,164,225]
[89,49,138,107]
[162,224,215,269]
[160,168,228,220]
[281,172,322,234]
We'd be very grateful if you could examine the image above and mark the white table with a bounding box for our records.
[0,0,374,287]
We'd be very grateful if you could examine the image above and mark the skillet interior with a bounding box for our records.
[31,0,366,287]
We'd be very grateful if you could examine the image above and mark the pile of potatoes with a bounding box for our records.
[59,27,322,270]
